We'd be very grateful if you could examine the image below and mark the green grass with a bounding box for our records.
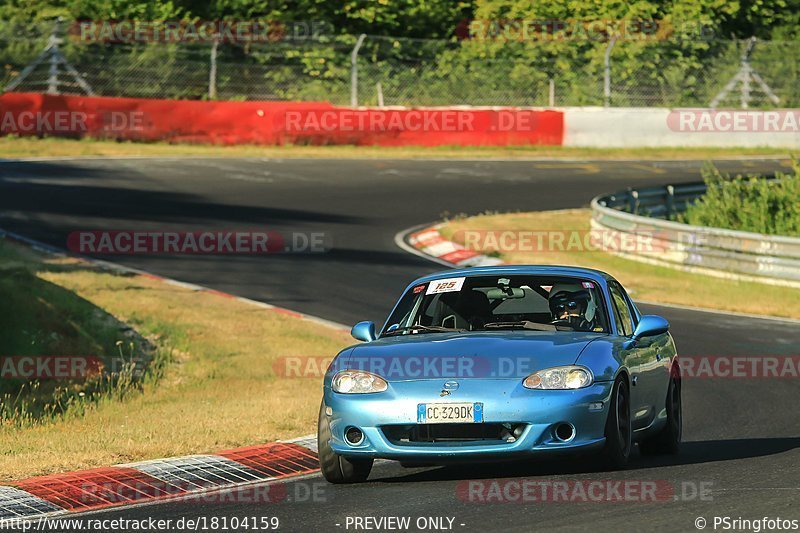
[0,135,793,160]
[0,244,161,427]
[682,161,800,236]
[0,238,351,481]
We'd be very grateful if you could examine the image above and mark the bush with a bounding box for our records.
[682,160,800,236]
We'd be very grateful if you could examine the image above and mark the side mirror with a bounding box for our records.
[351,321,377,342]
[632,315,669,340]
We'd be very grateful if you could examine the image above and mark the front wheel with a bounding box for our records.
[639,368,682,455]
[600,375,632,469]
[317,402,373,484]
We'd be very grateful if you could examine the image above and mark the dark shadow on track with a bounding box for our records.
[377,437,800,483]
[0,161,371,227]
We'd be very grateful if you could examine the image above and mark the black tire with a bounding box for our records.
[639,368,682,455]
[601,375,632,469]
[317,402,373,484]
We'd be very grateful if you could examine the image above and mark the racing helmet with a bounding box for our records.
[548,283,597,324]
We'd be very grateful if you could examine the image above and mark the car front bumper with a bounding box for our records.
[323,379,614,460]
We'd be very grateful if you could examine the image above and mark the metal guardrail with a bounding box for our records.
[591,182,800,286]
[599,182,708,220]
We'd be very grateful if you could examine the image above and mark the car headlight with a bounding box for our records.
[332,370,388,394]
[523,366,593,390]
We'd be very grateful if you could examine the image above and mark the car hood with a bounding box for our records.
[342,331,604,381]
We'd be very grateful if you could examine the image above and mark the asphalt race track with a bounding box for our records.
[2,157,799,532]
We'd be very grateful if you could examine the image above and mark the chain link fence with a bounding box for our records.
[0,22,797,108]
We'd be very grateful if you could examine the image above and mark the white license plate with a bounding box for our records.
[417,402,483,424]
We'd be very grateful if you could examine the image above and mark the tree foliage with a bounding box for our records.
[683,162,800,236]
[2,0,798,38]
[1,0,797,105]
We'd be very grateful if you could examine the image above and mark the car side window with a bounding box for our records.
[628,298,640,326]
[609,283,634,336]
[616,283,640,327]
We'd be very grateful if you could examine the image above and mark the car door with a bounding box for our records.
[608,282,654,431]
[619,285,673,423]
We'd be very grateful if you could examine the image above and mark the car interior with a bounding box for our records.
[407,277,606,332]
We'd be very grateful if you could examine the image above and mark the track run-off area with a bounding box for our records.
[1,157,798,532]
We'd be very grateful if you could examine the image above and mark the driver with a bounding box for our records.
[548,284,597,331]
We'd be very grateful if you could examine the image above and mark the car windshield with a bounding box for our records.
[382,275,609,336]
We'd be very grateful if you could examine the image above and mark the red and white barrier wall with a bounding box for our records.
[0,93,563,147]
[563,107,800,148]
[1,93,798,148]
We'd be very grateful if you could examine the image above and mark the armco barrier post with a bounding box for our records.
[627,188,637,214]
[666,186,676,220]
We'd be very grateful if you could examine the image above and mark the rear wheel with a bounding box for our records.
[601,375,632,469]
[639,368,682,455]
[317,402,373,484]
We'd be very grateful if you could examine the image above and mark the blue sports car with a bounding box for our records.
[318,266,681,483]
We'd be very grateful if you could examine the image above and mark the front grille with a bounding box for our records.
[381,423,525,446]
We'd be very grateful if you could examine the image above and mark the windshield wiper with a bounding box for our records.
[482,321,558,331]
[383,325,465,336]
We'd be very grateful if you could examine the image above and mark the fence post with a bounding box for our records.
[710,37,779,108]
[46,18,62,95]
[5,16,94,96]
[603,36,617,107]
[376,82,384,107]
[548,78,555,106]
[208,37,219,100]
[740,60,751,109]
[350,33,367,107]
